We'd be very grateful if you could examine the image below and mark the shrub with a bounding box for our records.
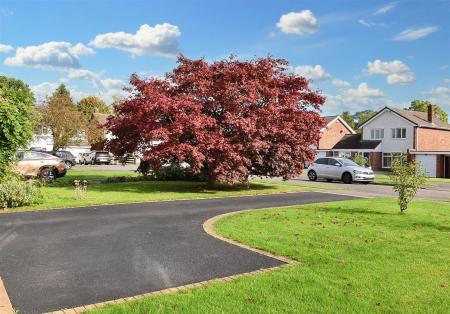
[352,154,369,167]
[155,164,206,181]
[0,176,42,209]
[389,157,426,213]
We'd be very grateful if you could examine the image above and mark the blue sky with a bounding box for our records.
[0,0,449,115]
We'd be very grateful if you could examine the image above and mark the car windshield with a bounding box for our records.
[338,158,359,167]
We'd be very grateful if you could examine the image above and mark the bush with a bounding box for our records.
[155,164,206,181]
[0,176,42,209]
[136,161,206,182]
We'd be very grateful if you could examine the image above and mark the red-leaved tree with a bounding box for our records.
[107,56,325,187]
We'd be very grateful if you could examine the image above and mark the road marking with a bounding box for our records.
[0,277,14,314]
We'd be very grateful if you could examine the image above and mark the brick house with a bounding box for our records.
[330,106,450,178]
[315,115,356,159]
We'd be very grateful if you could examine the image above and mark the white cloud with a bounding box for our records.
[0,44,13,53]
[331,79,351,89]
[67,69,99,80]
[393,26,438,41]
[30,81,61,103]
[422,86,450,112]
[294,64,331,81]
[4,41,94,70]
[276,10,319,35]
[366,59,415,85]
[99,78,124,90]
[90,23,181,58]
[346,83,383,98]
[31,80,127,105]
[323,83,392,114]
[440,65,448,70]
[358,19,386,28]
[358,19,373,27]
[444,79,450,84]
[374,2,397,15]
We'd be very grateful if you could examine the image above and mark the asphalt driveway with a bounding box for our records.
[0,192,354,314]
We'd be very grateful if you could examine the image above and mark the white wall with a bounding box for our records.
[362,110,415,153]
[416,154,437,177]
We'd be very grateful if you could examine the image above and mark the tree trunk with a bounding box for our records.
[207,174,216,189]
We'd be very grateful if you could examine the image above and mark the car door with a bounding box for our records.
[314,158,329,178]
[327,158,342,179]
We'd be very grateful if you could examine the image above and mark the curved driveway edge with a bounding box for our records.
[0,192,356,313]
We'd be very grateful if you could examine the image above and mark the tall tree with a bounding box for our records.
[108,56,325,187]
[77,96,111,146]
[353,110,376,126]
[0,76,36,179]
[77,96,111,116]
[39,84,83,151]
[409,100,448,122]
[341,111,357,130]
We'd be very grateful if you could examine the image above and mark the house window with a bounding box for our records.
[391,128,406,139]
[370,128,384,139]
[382,152,404,168]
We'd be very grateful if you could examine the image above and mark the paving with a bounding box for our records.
[0,192,354,314]
[291,174,450,201]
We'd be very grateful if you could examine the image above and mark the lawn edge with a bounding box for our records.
[202,209,298,265]
[0,190,314,215]
[45,208,297,314]
[0,277,14,314]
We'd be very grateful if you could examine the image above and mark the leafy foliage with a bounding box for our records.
[0,175,42,209]
[341,111,357,130]
[77,96,111,146]
[340,110,376,131]
[77,96,111,116]
[409,100,448,122]
[39,84,84,150]
[108,56,325,186]
[389,157,426,213]
[352,154,368,167]
[0,76,36,179]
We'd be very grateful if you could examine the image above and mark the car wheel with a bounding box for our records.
[39,167,55,182]
[308,170,317,181]
[342,172,353,184]
[65,161,72,169]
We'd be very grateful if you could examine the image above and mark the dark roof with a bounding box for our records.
[361,107,450,130]
[324,115,338,123]
[332,134,381,150]
[388,107,450,130]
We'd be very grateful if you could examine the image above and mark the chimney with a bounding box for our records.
[427,104,435,123]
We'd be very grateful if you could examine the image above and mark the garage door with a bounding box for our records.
[416,154,436,177]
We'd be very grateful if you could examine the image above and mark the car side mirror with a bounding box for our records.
[335,163,341,167]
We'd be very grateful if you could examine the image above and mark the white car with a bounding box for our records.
[307,157,374,184]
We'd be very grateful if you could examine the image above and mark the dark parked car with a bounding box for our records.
[34,150,76,169]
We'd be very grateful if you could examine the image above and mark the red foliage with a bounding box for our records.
[107,56,326,186]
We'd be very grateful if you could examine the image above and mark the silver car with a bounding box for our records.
[307,157,374,184]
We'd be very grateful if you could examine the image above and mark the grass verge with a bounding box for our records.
[87,198,450,313]
[2,170,336,213]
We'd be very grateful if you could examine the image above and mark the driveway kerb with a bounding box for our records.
[0,277,14,314]
[45,207,300,314]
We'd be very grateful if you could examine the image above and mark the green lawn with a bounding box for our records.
[88,199,450,314]
[2,170,334,212]
[374,171,450,185]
